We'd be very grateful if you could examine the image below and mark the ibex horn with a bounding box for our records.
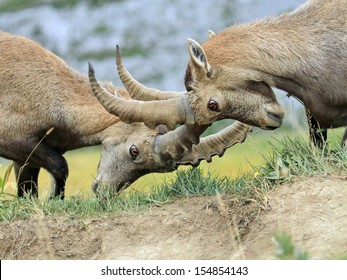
[88,62,195,130]
[154,124,210,163]
[177,122,251,166]
[116,45,185,101]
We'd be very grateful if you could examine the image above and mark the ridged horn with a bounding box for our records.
[116,45,185,101]
[88,62,195,130]
[177,122,251,166]
[154,124,210,163]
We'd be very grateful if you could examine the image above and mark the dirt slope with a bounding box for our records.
[243,174,347,259]
[0,174,346,260]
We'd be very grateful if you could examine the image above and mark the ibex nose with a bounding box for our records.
[263,103,285,130]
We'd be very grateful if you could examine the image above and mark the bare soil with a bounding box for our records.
[0,174,346,260]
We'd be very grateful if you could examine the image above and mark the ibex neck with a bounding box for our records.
[51,77,121,150]
[205,27,316,101]
[203,0,347,104]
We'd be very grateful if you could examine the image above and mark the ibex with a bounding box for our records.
[0,32,250,199]
[108,0,347,146]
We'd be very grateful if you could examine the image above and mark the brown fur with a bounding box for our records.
[185,0,347,131]
[0,32,171,198]
[0,32,245,199]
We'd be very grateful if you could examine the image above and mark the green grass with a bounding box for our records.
[273,232,310,260]
[0,168,237,222]
[273,232,347,260]
[264,137,347,177]
[0,134,345,259]
[0,134,345,223]
[0,126,286,198]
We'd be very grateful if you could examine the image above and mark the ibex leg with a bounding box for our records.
[14,162,40,198]
[342,128,347,147]
[305,108,327,149]
[11,141,68,199]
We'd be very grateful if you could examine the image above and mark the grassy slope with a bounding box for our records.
[1,127,344,197]
[1,130,346,259]
[0,127,345,221]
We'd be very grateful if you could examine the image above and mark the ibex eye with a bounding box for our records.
[129,144,139,160]
[207,99,220,112]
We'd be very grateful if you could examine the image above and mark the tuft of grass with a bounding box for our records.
[273,232,310,260]
[260,136,346,179]
[273,232,347,260]
[165,168,230,197]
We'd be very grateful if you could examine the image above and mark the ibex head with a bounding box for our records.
[184,38,284,130]
[92,121,170,193]
[110,40,284,131]
[88,63,250,193]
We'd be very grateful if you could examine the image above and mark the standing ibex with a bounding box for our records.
[110,0,347,146]
[0,32,250,199]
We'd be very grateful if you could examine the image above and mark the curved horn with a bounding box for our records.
[116,45,185,101]
[154,124,209,162]
[88,62,195,130]
[177,122,251,166]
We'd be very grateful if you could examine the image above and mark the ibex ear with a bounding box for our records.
[187,38,212,77]
[208,30,216,39]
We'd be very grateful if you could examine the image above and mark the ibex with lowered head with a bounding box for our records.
[110,0,346,146]
[0,32,250,199]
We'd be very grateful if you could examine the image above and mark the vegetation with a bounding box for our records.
[273,232,347,260]
[0,134,345,221]
[273,232,310,260]
[0,131,345,259]
[0,0,123,12]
